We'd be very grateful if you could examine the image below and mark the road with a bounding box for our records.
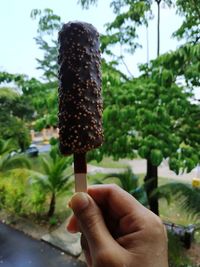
[0,222,86,267]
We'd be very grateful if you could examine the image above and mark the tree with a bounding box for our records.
[0,87,34,121]
[24,8,61,128]
[0,72,58,130]
[102,70,198,213]
[0,87,32,151]
[91,45,199,215]
[78,0,200,215]
[0,11,59,131]
[30,8,61,82]
[79,0,173,61]
[31,144,72,217]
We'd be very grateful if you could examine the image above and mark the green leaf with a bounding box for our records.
[138,146,149,158]
[150,149,163,166]
[169,158,180,175]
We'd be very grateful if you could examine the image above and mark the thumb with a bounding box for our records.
[69,192,114,251]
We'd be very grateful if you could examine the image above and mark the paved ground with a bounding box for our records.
[88,159,199,182]
[125,159,199,182]
[0,222,86,267]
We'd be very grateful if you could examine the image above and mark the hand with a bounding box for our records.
[67,184,168,267]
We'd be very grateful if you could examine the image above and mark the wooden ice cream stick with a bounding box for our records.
[74,153,87,192]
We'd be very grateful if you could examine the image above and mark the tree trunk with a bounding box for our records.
[47,192,56,217]
[144,158,159,215]
[145,0,161,216]
[156,0,161,57]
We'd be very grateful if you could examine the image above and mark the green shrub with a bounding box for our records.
[168,231,194,267]
[49,216,57,226]
[0,170,27,214]
[0,169,46,216]
[27,183,46,215]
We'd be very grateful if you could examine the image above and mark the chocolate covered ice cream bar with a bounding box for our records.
[58,21,103,191]
[58,21,103,155]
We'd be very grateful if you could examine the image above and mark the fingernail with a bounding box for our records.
[70,192,89,213]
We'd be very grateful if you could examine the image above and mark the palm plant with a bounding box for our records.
[156,182,200,219]
[31,144,73,218]
[103,167,148,206]
[0,139,30,173]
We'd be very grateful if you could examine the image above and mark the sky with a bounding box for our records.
[0,0,185,80]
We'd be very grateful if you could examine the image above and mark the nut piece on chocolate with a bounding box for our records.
[58,21,103,155]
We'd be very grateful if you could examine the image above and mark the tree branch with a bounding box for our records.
[119,44,134,78]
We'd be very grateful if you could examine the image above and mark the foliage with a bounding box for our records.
[79,0,173,62]
[0,169,46,215]
[0,87,34,121]
[30,8,61,81]
[27,183,46,215]
[0,117,31,152]
[78,0,97,9]
[103,167,148,206]
[168,231,192,267]
[0,139,30,173]
[143,43,200,87]
[30,144,73,217]
[174,0,200,43]
[139,44,200,174]
[0,87,32,150]
[0,142,72,217]
[0,72,58,126]
[100,72,199,173]
[104,73,198,215]
[0,170,28,214]
[49,216,58,226]
[0,139,15,155]
[157,182,200,219]
[79,0,200,47]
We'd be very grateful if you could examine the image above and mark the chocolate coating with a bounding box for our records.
[58,21,103,155]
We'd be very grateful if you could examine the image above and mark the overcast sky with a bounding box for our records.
[0,0,186,80]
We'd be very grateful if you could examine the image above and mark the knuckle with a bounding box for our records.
[146,212,166,240]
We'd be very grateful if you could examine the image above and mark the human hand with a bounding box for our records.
[67,184,168,267]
